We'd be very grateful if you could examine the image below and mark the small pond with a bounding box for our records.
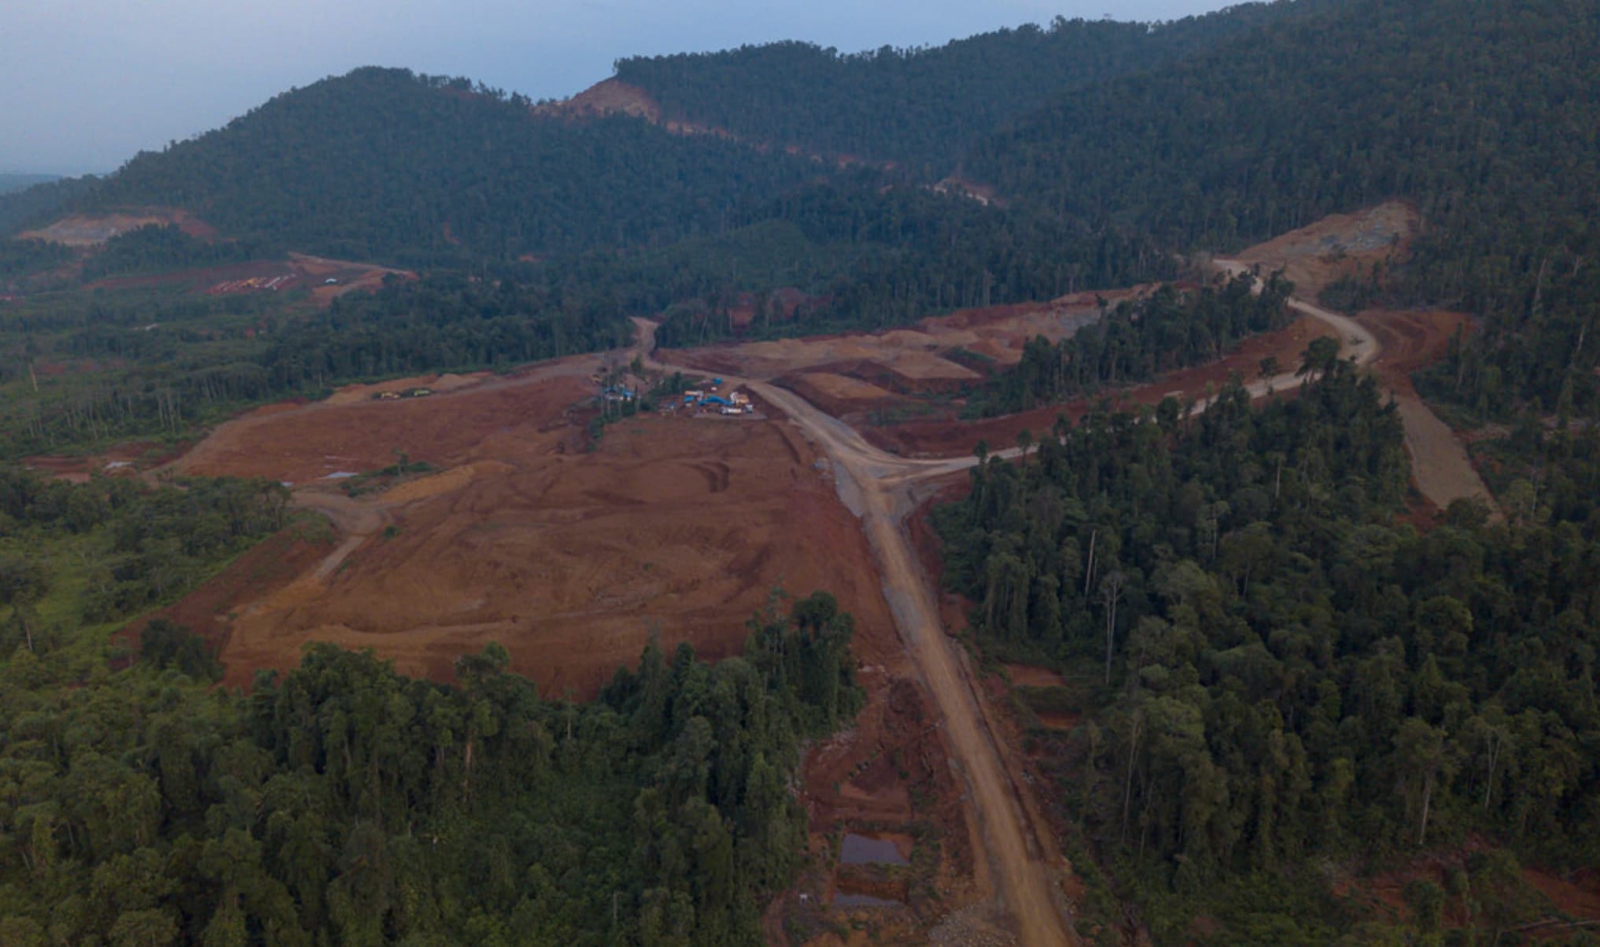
[840,833,910,866]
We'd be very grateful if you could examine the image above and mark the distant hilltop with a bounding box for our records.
[0,173,60,195]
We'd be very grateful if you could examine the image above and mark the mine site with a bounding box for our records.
[6,6,1597,944]
[45,203,1517,945]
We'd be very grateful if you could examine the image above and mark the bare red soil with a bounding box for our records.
[23,441,185,483]
[868,313,1336,457]
[1334,847,1600,936]
[118,530,331,658]
[666,288,1149,387]
[162,371,897,702]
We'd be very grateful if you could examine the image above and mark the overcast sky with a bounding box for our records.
[2,0,1231,175]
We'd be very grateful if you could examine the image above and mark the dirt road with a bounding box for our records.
[753,383,1077,945]
[1214,260,1493,512]
[624,325,1072,942]
[291,491,390,581]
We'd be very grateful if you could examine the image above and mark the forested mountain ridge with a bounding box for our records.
[610,0,1332,174]
[66,67,833,267]
[0,174,58,196]
[967,0,1600,419]
[7,1,1330,270]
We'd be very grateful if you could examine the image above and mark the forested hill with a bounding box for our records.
[0,175,98,238]
[76,67,829,266]
[0,174,58,195]
[967,0,1600,418]
[612,1,1326,174]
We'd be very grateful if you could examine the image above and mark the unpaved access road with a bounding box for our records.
[755,383,1077,946]
[1213,260,1493,512]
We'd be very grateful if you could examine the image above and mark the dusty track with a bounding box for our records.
[755,385,1076,946]
[1215,258,1493,512]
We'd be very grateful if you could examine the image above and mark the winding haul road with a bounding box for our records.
[748,272,1387,945]
[662,291,1385,944]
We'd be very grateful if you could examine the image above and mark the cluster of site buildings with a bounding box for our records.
[680,378,754,416]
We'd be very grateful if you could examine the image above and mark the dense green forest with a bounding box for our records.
[652,181,1176,346]
[968,0,1600,421]
[78,68,830,267]
[0,470,290,645]
[0,175,58,197]
[934,361,1600,942]
[613,1,1321,172]
[79,225,268,282]
[965,272,1293,417]
[0,176,99,240]
[0,463,861,944]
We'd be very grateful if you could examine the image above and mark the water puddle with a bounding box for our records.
[321,471,359,480]
[833,892,902,908]
[840,833,910,866]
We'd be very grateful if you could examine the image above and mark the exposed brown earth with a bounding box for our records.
[166,369,893,700]
[140,206,1494,944]
[18,208,217,246]
[84,253,413,307]
[537,78,894,171]
[1222,203,1492,512]
[539,78,665,123]
[1333,845,1600,936]
[666,289,1147,385]
[867,313,1337,457]
[1357,307,1493,511]
[1232,200,1421,297]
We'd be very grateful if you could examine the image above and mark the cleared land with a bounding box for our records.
[18,208,218,246]
[167,367,897,704]
[1219,203,1492,512]
[140,205,1505,943]
[86,252,413,305]
[866,312,1337,457]
[667,288,1142,384]
[1232,200,1421,296]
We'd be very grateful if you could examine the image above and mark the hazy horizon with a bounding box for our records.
[3,0,1233,176]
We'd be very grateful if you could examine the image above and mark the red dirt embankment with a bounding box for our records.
[870,313,1336,457]
[1228,200,1489,512]
[666,287,1147,385]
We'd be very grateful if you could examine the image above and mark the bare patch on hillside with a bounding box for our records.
[1233,200,1421,296]
[19,209,217,246]
[665,288,1149,392]
[83,253,414,307]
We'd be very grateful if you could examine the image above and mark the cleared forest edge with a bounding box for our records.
[1218,203,1495,513]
